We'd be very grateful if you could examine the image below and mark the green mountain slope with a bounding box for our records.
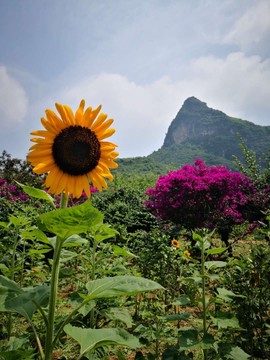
[117,97,270,173]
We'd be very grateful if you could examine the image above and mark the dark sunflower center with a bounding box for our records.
[52,126,101,175]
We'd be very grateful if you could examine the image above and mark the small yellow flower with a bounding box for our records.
[33,267,39,273]
[184,250,191,257]
[171,239,180,248]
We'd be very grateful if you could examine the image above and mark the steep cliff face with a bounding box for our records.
[164,97,231,147]
[162,97,270,164]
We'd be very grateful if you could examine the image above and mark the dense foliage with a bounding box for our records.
[0,150,270,359]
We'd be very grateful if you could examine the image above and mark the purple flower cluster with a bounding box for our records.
[0,178,29,202]
[145,159,257,231]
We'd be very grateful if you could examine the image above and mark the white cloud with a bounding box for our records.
[0,66,28,127]
[49,73,183,157]
[183,52,270,123]
[31,51,270,158]
[224,0,270,49]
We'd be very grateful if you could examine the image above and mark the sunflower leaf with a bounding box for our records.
[0,275,49,319]
[37,200,103,239]
[64,325,141,356]
[15,181,55,207]
[85,275,164,300]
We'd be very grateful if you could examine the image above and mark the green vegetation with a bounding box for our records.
[0,144,270,359]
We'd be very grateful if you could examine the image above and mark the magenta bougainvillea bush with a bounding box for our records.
[0,178,29,202]
[144,159,259,241]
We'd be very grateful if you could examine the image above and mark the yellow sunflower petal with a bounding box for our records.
[80,106,92,127]
[63,105,75,125]
[45,109,65,131]
[91,113,108,131]
[30,138,54,145]
[74,100,85,125]
[48,170,65,194]
[41,118,59,134]
[85,105,102,128]
[28,148,52,158]
[89,168,108,190]
[45,168,63,193]
[55,103,72,126]
[99,158,118,169]
[97,128,115,140]
[30,130,50,138]
[59,173,69,194]
[33,161,55,174]
[93,118,114,136]
[67,175,77,197]
[81,175,90,197]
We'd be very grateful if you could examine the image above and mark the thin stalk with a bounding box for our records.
[201,237,207,360]
[28,318,45,360]
[89,240,97,328]
[44,193,68,360]
[53,297,90,347]
[7,226,19,339]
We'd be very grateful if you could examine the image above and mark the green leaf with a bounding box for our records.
[38,200,103,239]
[28,248,52,255]
[85,275,163,300]
[7,285,49,319]
[77,300,96,317]
[164,313,191,321]
[0,276,23,312]
[64,325,140,356]
[0,350,35,359]
[218,343,250,360]
[9,215,29,227]
[0,264,9,274]
[0,221,9,228]
[106,307,134,328]
[63,234,88,248]
[161,346,181,360]
[16,181,55,206]
[21,229,49,244]
[0,275,49,319]
[60,249,79,262]
[91,223,118,243]
[178,329,201,350]
[172,296,191,306]
[113,245,138,258]
[205,247,227,255]
[216,287,245,302]
[192,232,203,242]
[205,261,227,269]
[200,333,215,350]
[211,311,240,329]
[0,336,36,358]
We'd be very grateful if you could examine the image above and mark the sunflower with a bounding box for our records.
[28,100,118,198]
[171,239,180,248]
[184,249,191,257]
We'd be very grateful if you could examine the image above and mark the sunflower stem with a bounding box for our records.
[44,193,68,360]
[89,239,98,328]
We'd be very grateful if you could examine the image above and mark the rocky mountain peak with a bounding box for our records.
[163,97,224,147]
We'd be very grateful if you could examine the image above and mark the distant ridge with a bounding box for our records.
[117,97,270,174]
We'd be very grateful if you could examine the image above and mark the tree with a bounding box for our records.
[144,159,259,248]
[0,150,43,187]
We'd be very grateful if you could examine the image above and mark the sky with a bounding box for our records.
[0,0,270,160]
